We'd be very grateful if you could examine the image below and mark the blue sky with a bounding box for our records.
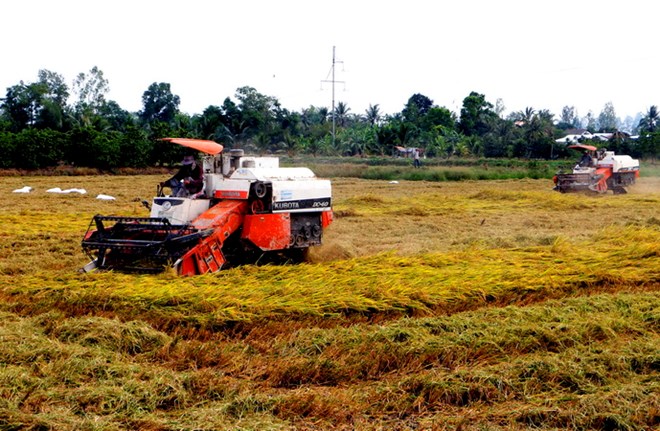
[2,0,657,121]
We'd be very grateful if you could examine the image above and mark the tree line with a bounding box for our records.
[1,67,658,170]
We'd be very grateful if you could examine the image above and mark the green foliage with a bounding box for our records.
[195,105,226,141]
[97,100,136,131]
[402,93,433,123]
[423,106,455,130]
[598,101,618,132]
[1,72,660,168]
[118,126,152,167]
[139,82,180,126]
[638,105,659,133]
[559,105,581,129]
[637,132,660,159]
[334,101,351,127]
[234,86,280,141]
[72,66,109,110]
[0,133,17,168]
[335,123,376,156]
[1,70,70,132]
[374,124,398,155]
[66,127,121,169]
[4,129,67,169]
[364,104,380,126]
[459,91,498,136]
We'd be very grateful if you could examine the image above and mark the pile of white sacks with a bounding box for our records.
[12,186,115,200]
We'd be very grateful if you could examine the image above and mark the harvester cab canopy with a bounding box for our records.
[567,144,597,153]
[161,138,223,155]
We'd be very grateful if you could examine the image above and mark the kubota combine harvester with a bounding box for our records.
[553,144,640,194]
[81,138,333,275]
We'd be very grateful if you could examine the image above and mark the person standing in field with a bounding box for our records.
[413,148,421,168]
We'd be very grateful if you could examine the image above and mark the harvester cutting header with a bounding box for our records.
[82,138,333,275]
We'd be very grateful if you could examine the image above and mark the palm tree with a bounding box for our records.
[282,131,300,157]
[335,102,350,127]
[395,122,413,147]
[301,106,329,128]
[524,115,554,158]
[318,107,329,124]
[537,109,554,123]
[254,132,271,155]
[517,107,535,124]
[638,105,659,133]
[375,125,396,156]
[365,104,381,126]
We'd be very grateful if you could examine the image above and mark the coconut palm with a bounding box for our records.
[516,107,535,123]
[638,105,659,133]
[334,102,350,127]
[318,107,329,124]
[365,104,381,126]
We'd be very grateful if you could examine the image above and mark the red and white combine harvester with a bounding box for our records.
[82,138,333,275]
[553,144,640,194]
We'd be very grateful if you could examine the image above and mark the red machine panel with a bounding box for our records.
[242,213,291,251]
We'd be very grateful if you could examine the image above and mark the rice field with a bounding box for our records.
[0,173,658,430]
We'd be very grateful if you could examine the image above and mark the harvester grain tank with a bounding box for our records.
[81,138,333,275]
[553,144,640,194]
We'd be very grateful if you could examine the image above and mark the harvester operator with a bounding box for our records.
[160,155,204,198]
[578,151,593,168]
